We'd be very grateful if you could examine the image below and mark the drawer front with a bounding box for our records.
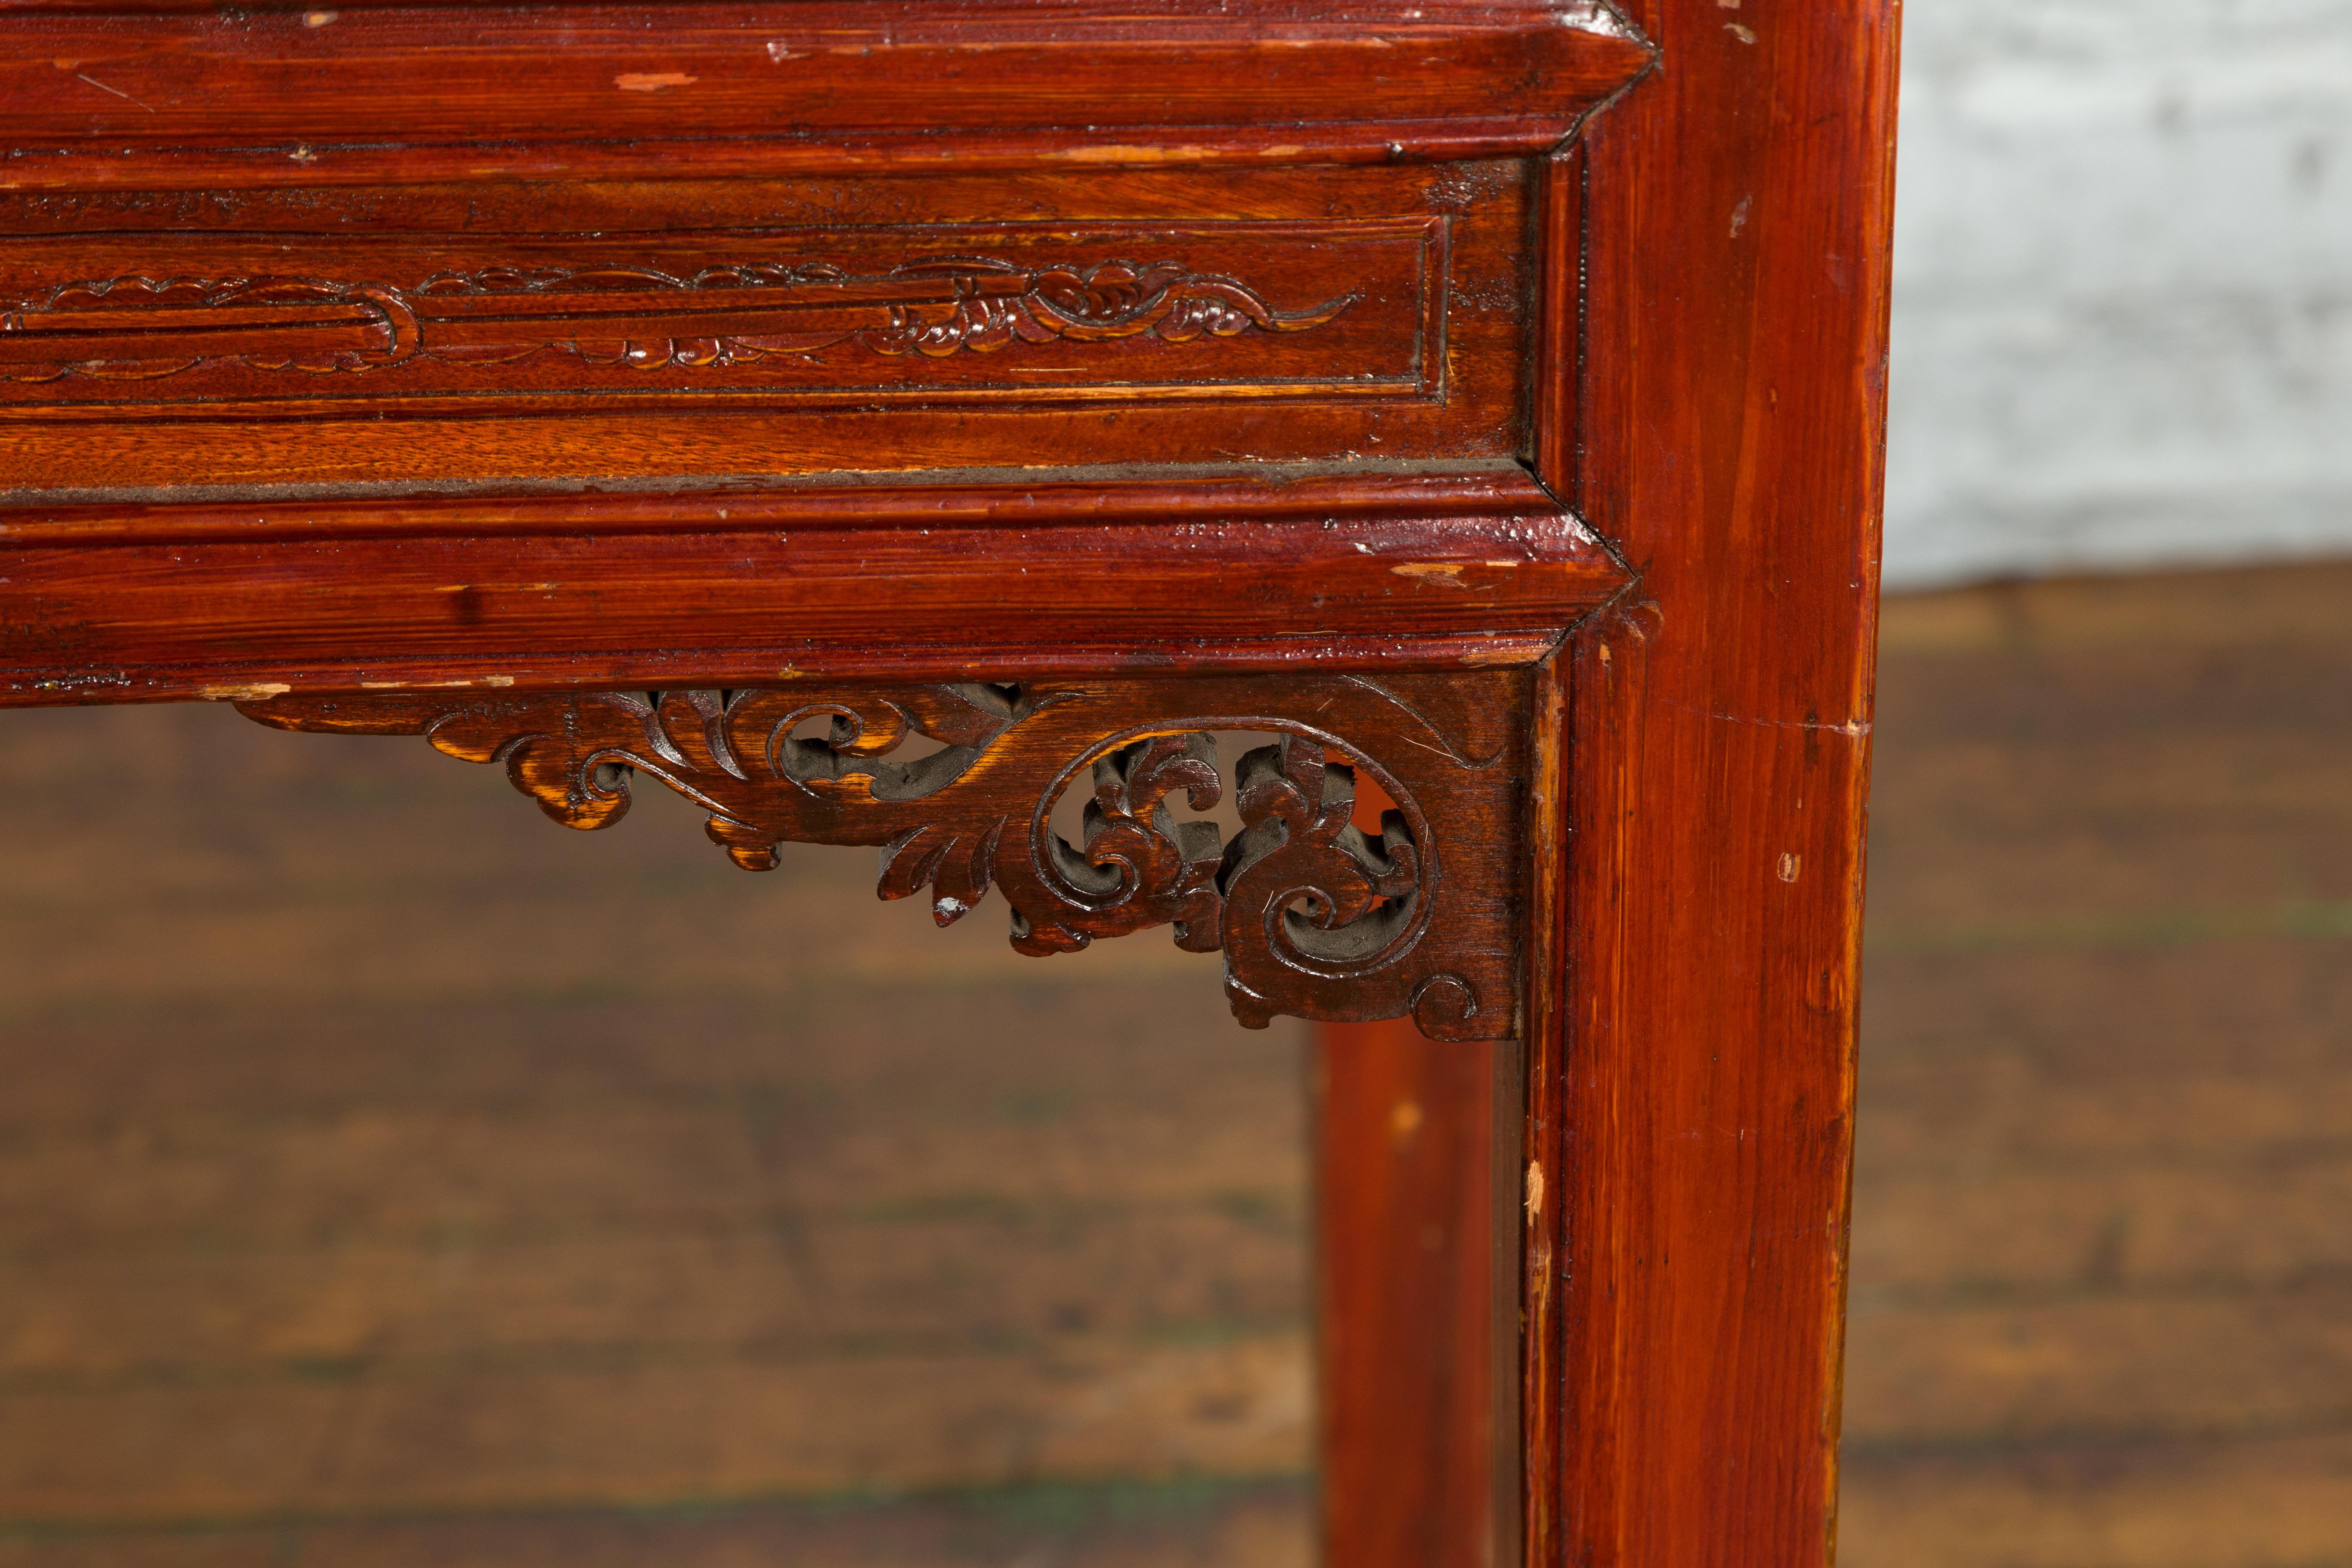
[0,0,1645,706]
[1,220,1442,410]
[3,165,1528,491]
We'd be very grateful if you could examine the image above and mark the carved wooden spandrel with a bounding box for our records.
[238,673,1528,1040]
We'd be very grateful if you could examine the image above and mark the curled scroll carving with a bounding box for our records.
[237,674,1520,1039]
[0,258,1354,383]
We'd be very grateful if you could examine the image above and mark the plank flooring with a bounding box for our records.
[0,558,2347,1563]
[1842,560,2352,1568]
[0,705,1314,1565]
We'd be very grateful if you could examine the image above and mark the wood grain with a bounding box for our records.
[0,163,1532,490]
[0,0,1904,1553]
[0,221,1436,416]
[15,564,2352,1565]
[0,468,1622,705]
[0,0,1653,190]
[0,161,1533,491]
[1840,565,2352,1568]
[1546,0,1899,1565]
[0,699,1317,1562]
[1316,1020,1514,1568]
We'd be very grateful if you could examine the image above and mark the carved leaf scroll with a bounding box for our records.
[237,674,1521,1039]
[0,258,1354,383]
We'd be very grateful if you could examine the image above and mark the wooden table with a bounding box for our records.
[0,1,1898,1561]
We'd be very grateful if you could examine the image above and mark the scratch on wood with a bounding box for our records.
[1668,699,1869,738]
[1057,143,1308,164]
[75,74,154,112]
[615,72,699,92]
[357,675,517,689]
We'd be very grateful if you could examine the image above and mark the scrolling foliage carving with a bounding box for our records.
[238,674,1522,1039]
[0,258,1353,383]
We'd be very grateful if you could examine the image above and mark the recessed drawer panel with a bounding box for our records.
[2,218,1441,412]
[0,164,1537,492]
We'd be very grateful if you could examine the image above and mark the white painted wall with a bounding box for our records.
[1883,0,2352,588]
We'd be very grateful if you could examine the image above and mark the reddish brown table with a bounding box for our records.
[0,2,1898,1559]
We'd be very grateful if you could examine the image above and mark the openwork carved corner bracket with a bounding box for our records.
[237,673,1525,1040]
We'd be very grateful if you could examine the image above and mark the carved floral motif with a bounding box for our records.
[237,676,1513,1038]
[0,258,1355,382]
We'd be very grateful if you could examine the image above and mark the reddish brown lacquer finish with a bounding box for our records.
[1538,2,1898,1565]
[1317,1016,1517,1568]
[0,467,1620,701]
[0,0,1652,187]
[0,165,1535,489]
[0,218,1442,414]
[0,0,1898,1559]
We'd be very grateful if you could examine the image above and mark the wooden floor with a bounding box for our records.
[0,706,1317,1565]
[1842,561,2352,1568]
[0,559,2347,1564]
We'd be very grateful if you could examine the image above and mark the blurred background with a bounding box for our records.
[1,0,2349,1563]
[0,714,1319,1567]
[1884,0,2351,589]
[1843,0,2352,1562]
